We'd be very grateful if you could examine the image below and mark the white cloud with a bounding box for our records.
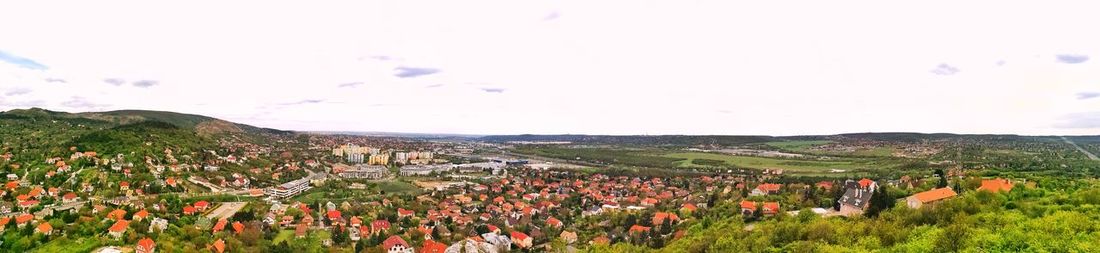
[1,0,1099,135]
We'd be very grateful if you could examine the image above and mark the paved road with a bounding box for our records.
[206,202,248,220]
[189,176,226,192]
[1062,137,1099,160]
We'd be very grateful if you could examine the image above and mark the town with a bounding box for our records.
[3,109,1099,252]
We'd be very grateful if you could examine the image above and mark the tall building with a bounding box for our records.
[347,153,365,164]
[335,144,379,164]
[368,154,389,165]
[395,151,433,164]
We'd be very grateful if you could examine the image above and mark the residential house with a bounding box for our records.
[212,218,228,233]
[546,217,563,228]
[740,200,757,216]
[838,180,876,217]
[419,240,448,253]
[149,218,168,233]
[383,235,414,253]
[372,220,391,234]
[36,222,52,235]
[210,239,225,253]
[232,221,245,234]
[652,212,680,226]
[15,213,34,228]
[511,231,533,248]
[0,217,9,232]
[193,201,210,212]
[397,208,415,218]
[109,220,130,238]
[680,203,698,213]
[762,202,780,216]
[751,183,782,196]
[133,209,150,221]
[62,192,79,203]
[560,231,578,244]
[978,178,1013,193]
[107,209,127,221]
[136,238,156,253]
[906,188,958,209]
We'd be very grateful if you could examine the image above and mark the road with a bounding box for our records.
[1062,137,1099,160]
[189,176,226,193]
[206,202,248,220]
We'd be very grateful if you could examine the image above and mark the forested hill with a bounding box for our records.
[1,107,290,136]
[0,107,291,162]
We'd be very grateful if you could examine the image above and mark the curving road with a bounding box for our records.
[1062,137,1099,161]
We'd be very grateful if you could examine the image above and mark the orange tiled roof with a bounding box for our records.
[978,178,1013,193]
[211,239,225,253]
[37,222,52,233]
[109,220,130,233]
[137,238,156,252]
[911,188,958,203]
[858,178,875,188]
[756,183,782,191]
[740,200,756,209]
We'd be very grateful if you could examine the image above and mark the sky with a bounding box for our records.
[1,1,1099,136]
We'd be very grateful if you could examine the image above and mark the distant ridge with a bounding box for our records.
[1,107,290,136]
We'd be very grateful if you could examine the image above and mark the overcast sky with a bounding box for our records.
[1,1,1099,135]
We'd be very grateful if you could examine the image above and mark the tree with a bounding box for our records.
[865,185,891,217]
[271,241,292,253]
[936,169,948,188]
[660,217,672,235]
[831,186,844,211]
[332,227,347,245]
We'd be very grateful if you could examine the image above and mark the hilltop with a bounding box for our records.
[2,107,289,136]
[0,107,293,162]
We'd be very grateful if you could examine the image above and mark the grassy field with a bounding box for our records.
[515,146,893,177]
[378,181,420,194]
[30,236,103,253]
[292,190,329,203]
[664,152,882,172]
[514,146,685,168]
[767,140,896,157]
[765,140,832,150]
[273,230,295,244]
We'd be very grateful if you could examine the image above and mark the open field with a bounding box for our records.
[765,140,832,150]
[514,145,892,176]
[30,236,102,253]
[767,140,897,157]
[513,146,686,168]
[378,181,420,194]
[273,230,295,244]
[664,152,884,172]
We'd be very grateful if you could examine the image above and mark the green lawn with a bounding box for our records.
[30,236,102,253]
[664,152,881,172]
[273,229,295,244]
[292,190,329,203]
[377,181,420,194]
